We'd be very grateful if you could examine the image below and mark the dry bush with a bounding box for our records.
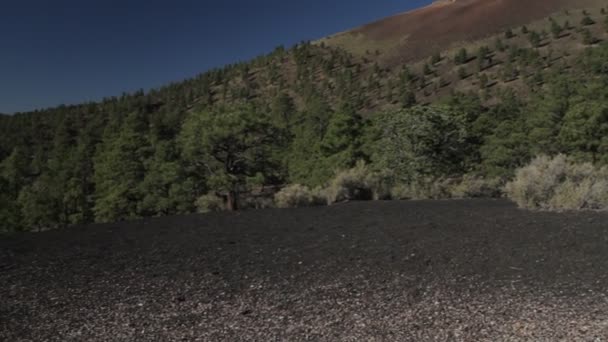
[195,193,225,213]
[241,196,275,210]
[325,162,382,204]
[390,175,503,200]
[365,169,394,200]
[274,184,326,208]
[390,178,455,200]
[505,155,608,210]
[450,175,504,199]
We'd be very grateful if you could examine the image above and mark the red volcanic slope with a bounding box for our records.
[327,0,602,64]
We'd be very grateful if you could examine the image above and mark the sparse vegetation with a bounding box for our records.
[5,3,608,232]
[274,184,326,208]
[195,193,225,213]
[506,155,608,210]
[324,162,378,204]
[450,175,503,199]
[581,15,596,26]
[454,48,469,64]
[528,30,542,47]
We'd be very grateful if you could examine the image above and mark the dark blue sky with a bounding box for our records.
[0,0,432,114]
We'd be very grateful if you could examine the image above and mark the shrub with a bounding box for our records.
[274,184,325,208]
[454,48,468,64]
[241,196,275,210]
[505,155,568,209]
[450,175,503,198]
[366,169,394,200]
[325,162,376,204]
[195,193,225,213]
[505,155,608,210]
[390,177,454,200]
[458,67,468,80]
[582,29,597,45]
[581,15,595,26]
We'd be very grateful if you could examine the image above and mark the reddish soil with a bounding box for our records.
[2,199,608,340]
[333,0,602,64]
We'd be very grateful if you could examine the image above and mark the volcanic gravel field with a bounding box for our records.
[2,199,608,341]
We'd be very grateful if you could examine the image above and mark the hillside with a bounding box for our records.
[321,0,604,64]
[3,1,608,232]
[3,200,608,340]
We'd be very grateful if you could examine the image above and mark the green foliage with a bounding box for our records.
[17,174,60,231]
[270,92,296,129]
[431,52,441,65]
[179,104,284,210]
[138,141,193,216]
[478,102,530,178]
[320,103,364,167]
[581,15,596,26]
[325,161,377,204]
[449,175,503,199]
[195,193,225,213]
[558,102,608,163]
[495,38,506,52]
[372,106,475,183]
[423,63,433,75]
[501,62,518,81]
[1,146,30,197]
[528,30,542,47]
[550,19,564,38]
[400,88,417,108]
[274,184,326,208]
[6,10,608,230]
[93,112,149,222]
[476,46,491,71]
[478,73,489,89]
[581,28,597,45]
[0,176,22,233]
[457,67,468,80]
[454,48,469,64]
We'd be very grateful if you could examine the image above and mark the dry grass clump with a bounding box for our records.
[325,162,373,204]
[505,155,608,210]
[275,164,505,209]
[389,178,454,200]
[389,175,503,200]
[450,175,504,199]
[274,184,326,208]
[241,196,275,210]
[195,193,225,213]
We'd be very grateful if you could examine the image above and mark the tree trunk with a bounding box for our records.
[226,190,238,211]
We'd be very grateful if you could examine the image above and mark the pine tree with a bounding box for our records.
[550,19,563,38]
[581,15,595,26]
[458,67,468,80]
[138,140,192,216]
[93,111,149,222]
[528,31,542,48]
[0,176,22,233]
[270,92,296,129]
[320,103,364,171]
[454,48,469,65]
[179,104,284,210]
[559,102,608,163]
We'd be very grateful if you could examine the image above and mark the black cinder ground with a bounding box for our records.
[2,199,608,341]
